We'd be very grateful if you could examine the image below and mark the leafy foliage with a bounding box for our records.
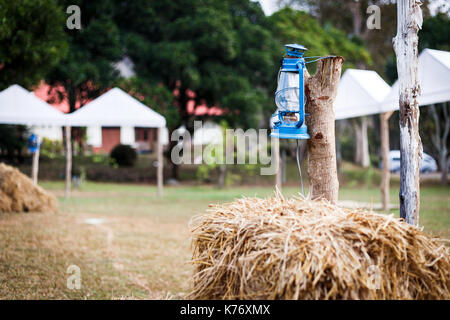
[268,8,371,70]
[116,0,281,129]
[46,0,122,112]
[0,125,28,163]
[420,12,450,52]
[0,0,67,90]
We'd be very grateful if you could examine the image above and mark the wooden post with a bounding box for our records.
[273,137,282,190]
[281,148,287,184]
[65,126,72,199]
[380,111,393,211]
[394,0,422,225]
[157,127,163,197]
[31,136,40,185]
[352,117,370,167]
[305,56,344,204]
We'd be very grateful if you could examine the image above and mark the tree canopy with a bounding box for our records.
[268,8,371,70]
[45,0,122,113]
[0,0,67,90]
[116,0,281,130]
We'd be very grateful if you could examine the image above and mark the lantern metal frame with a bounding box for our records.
[271,44,310,140]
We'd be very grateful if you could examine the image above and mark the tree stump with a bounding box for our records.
[305,56,344,204]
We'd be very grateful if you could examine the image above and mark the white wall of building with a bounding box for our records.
[86,126,102,147]
[28,125,63,141]
[120,126,135,146]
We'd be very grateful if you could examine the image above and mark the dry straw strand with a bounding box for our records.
[0,163,57,213]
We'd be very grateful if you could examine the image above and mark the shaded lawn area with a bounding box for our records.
[0,181,448,299]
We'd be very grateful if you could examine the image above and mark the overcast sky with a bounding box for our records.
[256,0,449,17]
[256,0,280,16]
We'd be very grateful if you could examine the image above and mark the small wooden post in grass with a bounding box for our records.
[305,56,344,204]
[380,111,394,211]
[157,127,164,198]
[394,0,423,225]
[65,126,72,199]
[31,136,40,185]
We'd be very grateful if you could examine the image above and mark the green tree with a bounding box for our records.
[0,0,67,90]
[268,8,371,70]
[45,0,122,113]
[116,0,281,130]
[0,125,27,163]
[281,0,435,75]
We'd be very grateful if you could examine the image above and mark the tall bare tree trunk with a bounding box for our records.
[65,126,72,199]
[394,0,423,226]
[305,56,344,203]
[429,103,449,185]
[352,117,370,167]
[380,111,393,211]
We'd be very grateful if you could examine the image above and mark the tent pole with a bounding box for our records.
[380,111,393,211]
[273,137,282,191]
[31,136,40,185]
[65,126,72,199]
[157,127,163,197]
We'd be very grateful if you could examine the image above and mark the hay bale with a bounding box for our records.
[189,193,449,299]
[0,163,57,213]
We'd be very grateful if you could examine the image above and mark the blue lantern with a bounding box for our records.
[271,44,310,140]
[27,134,39,154]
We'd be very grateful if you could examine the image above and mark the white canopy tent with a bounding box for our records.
[0,84,67,126]
[67,87,166,127]
[381,49,450,112]
[0,84,69,185]
[67,87,167,197]
[334,49,450,118]
[332,49,450,210]
[334,69,391,120]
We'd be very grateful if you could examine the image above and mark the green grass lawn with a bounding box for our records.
[0,180,448,299]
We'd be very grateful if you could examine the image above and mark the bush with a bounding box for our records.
[110,144,137,167]
[40,138,63,159]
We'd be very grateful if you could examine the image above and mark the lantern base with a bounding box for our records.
[270,123,310,140]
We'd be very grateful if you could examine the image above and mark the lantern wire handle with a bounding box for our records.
[304,55,336,64]
[296,140,305,196]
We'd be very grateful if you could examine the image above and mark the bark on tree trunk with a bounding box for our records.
[429,103,449,185]
[217,131,233,189]
[349,0,363,36]
[217,165,226,189]
[380,112,393,211]
[352,117,370,167]
[305,56,344,204]
[65,126,72,199]
[394,0,423,226]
